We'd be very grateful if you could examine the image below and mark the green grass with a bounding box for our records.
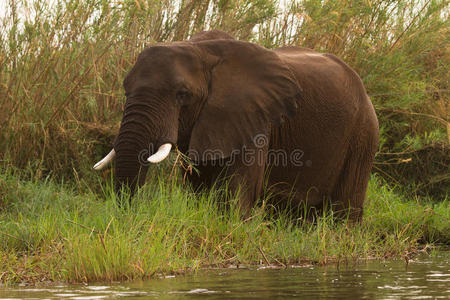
[0,168,448,285]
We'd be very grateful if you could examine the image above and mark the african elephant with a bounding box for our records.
[94,30,379,222]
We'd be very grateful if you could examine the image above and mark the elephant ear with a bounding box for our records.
[188,40,302,162]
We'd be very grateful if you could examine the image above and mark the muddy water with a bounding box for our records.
[1,251,449,299]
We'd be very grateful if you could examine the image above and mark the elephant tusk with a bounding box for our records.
[147,143,172,163]
[93,149,116,170]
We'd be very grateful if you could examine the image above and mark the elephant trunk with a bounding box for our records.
[114,121,150,196]
[113,100,179,196]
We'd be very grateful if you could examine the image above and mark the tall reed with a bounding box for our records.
[0,0,448,197]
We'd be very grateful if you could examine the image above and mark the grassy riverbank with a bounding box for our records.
[0,169,448,285]
[0,0,448,286]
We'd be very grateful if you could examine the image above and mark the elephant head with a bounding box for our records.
[94,38,301,196]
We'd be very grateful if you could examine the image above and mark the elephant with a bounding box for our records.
[94,30,379,222]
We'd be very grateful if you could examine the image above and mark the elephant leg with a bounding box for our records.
[228,167,266,218]
[226,145,268,218]
[228,163,266,218]
[183,158,265,218]
[331,134,378,223]
[184,135,269,218]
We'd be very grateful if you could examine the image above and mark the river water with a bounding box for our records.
[1,251,449,299]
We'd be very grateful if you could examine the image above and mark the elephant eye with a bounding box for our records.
[176,87,192,104]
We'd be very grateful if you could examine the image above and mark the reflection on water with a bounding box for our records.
[1,251,449,299]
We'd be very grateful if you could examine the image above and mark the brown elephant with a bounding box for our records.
[94,30,379,222]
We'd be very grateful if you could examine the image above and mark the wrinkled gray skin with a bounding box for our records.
[110,30,379,222]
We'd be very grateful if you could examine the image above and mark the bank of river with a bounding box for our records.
[1,172,449,284]
[1,250,448,299]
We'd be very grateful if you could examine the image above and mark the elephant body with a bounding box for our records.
[97,30,379,222]
[270,47,379,218]
[184,44,379,220]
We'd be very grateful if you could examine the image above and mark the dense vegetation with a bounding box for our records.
[0,168,448,284]
[1,0,448,197]
[0,0,448,284]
